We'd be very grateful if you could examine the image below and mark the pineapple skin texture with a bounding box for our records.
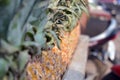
[26,22,80,80]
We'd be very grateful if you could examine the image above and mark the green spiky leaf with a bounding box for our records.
[18,50,30,71]
[0,58,9,79]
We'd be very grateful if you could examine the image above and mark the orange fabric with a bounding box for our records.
[90,9,111,20]
[80,12,88,28]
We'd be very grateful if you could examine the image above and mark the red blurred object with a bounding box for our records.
[102,65,120,80]
[90,9,111,20]
[112,65,120,77]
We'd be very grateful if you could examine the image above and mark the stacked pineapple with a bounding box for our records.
[0,0,87,80]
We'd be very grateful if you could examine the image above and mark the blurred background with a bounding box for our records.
[84,0,120,80]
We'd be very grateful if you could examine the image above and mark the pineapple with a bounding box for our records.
[0,0,88,80]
